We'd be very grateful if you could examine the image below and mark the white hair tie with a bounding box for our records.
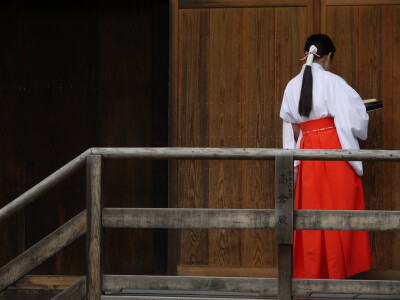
[300,45,320,66]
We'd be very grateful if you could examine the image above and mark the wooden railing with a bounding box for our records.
[1,147,400,300]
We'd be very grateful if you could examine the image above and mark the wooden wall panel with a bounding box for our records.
[208,8,242,267]
[174,1,311,273]
[241,7,276,268]
[177,8,210,265]
[323,1,400,275]
[390,5,400,269]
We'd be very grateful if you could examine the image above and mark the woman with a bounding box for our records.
[280,34,372,279]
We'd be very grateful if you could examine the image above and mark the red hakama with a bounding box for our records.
[293,117,372,279]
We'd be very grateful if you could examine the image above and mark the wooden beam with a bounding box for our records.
[275,154,294,300]
[102,275,400,296]
[103,208,400,231]
[178,0,308,9]
[102,297,265,300]
[51,277,86,300]
[86,155,103,300]
[0,149,90,223]
[14,275,82,290]
[103,208,275,229]
[177,266,278,278]
[292,278,400,295]
[295,210,400,231]
[325,0,400,5]
[91,147,400,162]
[103,275,278,296]
[0,210,86,293]
[275,154,294,244]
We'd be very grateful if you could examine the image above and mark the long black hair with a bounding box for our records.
[298,34,336,117]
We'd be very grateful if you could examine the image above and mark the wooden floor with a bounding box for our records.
[1,289,400,300]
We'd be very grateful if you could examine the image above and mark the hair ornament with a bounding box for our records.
[300,45,320,66]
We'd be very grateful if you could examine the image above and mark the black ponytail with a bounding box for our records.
[299,65,313,117]
[298,34,336,117]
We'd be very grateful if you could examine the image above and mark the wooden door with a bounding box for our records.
[321,0,400,279]
[169,0,314,276]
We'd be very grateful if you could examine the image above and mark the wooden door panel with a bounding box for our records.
[172,1,311,274]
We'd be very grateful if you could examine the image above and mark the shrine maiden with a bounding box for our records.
[279,34,372,279]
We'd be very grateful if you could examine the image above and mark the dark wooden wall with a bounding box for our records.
[0,0,169,275]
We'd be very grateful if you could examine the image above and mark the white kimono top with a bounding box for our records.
[279,63,369,176]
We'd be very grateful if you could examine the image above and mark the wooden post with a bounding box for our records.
[86,155,102,300]
[275,153,294,300]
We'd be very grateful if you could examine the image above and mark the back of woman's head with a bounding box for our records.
[299,34,336,117]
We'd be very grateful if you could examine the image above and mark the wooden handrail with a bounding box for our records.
[1,147,400,300]
[51,277,86,300]
[102,208,400,231]
[0,210,86,293]
[0,149,91,223]
[92,147,400,161]
[1,147,400,224]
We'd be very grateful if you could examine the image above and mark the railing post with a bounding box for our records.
[275,153,294,300]
[86,155,102,300]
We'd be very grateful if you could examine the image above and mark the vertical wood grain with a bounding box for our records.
[391,5,400,269]
[177,8,210,266]
[208,8,242,267]
[326,5,359,87]
[358,5,389,270]
[241,7,277,268]
[86,155,102,300]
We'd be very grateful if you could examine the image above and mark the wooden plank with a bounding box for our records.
[103,275,278,295]
[91,147,400,161]
[179,0,308,9]
[102,297,265,300]
[0,210,86,292]
[275,154,294,244]
[102,275,400,296]
[392,5,400,270]
[103,208,400,231]
[177,7,210,267]
[169,0,179,277]
[51,277,86,300]
[103,208,275,229]
[14,275,82,290]
[325,0,400,5]
[326,5,359,87]
[177,266,278,277]
[0,149,90,223]
[275,154,294,300]
[358,5,388,271]
[278,245,292,300]
[240,7,277,269]
[292,278,400,295]
[86,155,102,300]
[0,289,60,300]
[295,210,400,231]
[208,7,242,268]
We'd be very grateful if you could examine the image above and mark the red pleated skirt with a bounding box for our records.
[293,117,372,279]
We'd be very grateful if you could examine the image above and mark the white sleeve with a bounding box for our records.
[282,120,296,149]
[326,75,369,176]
